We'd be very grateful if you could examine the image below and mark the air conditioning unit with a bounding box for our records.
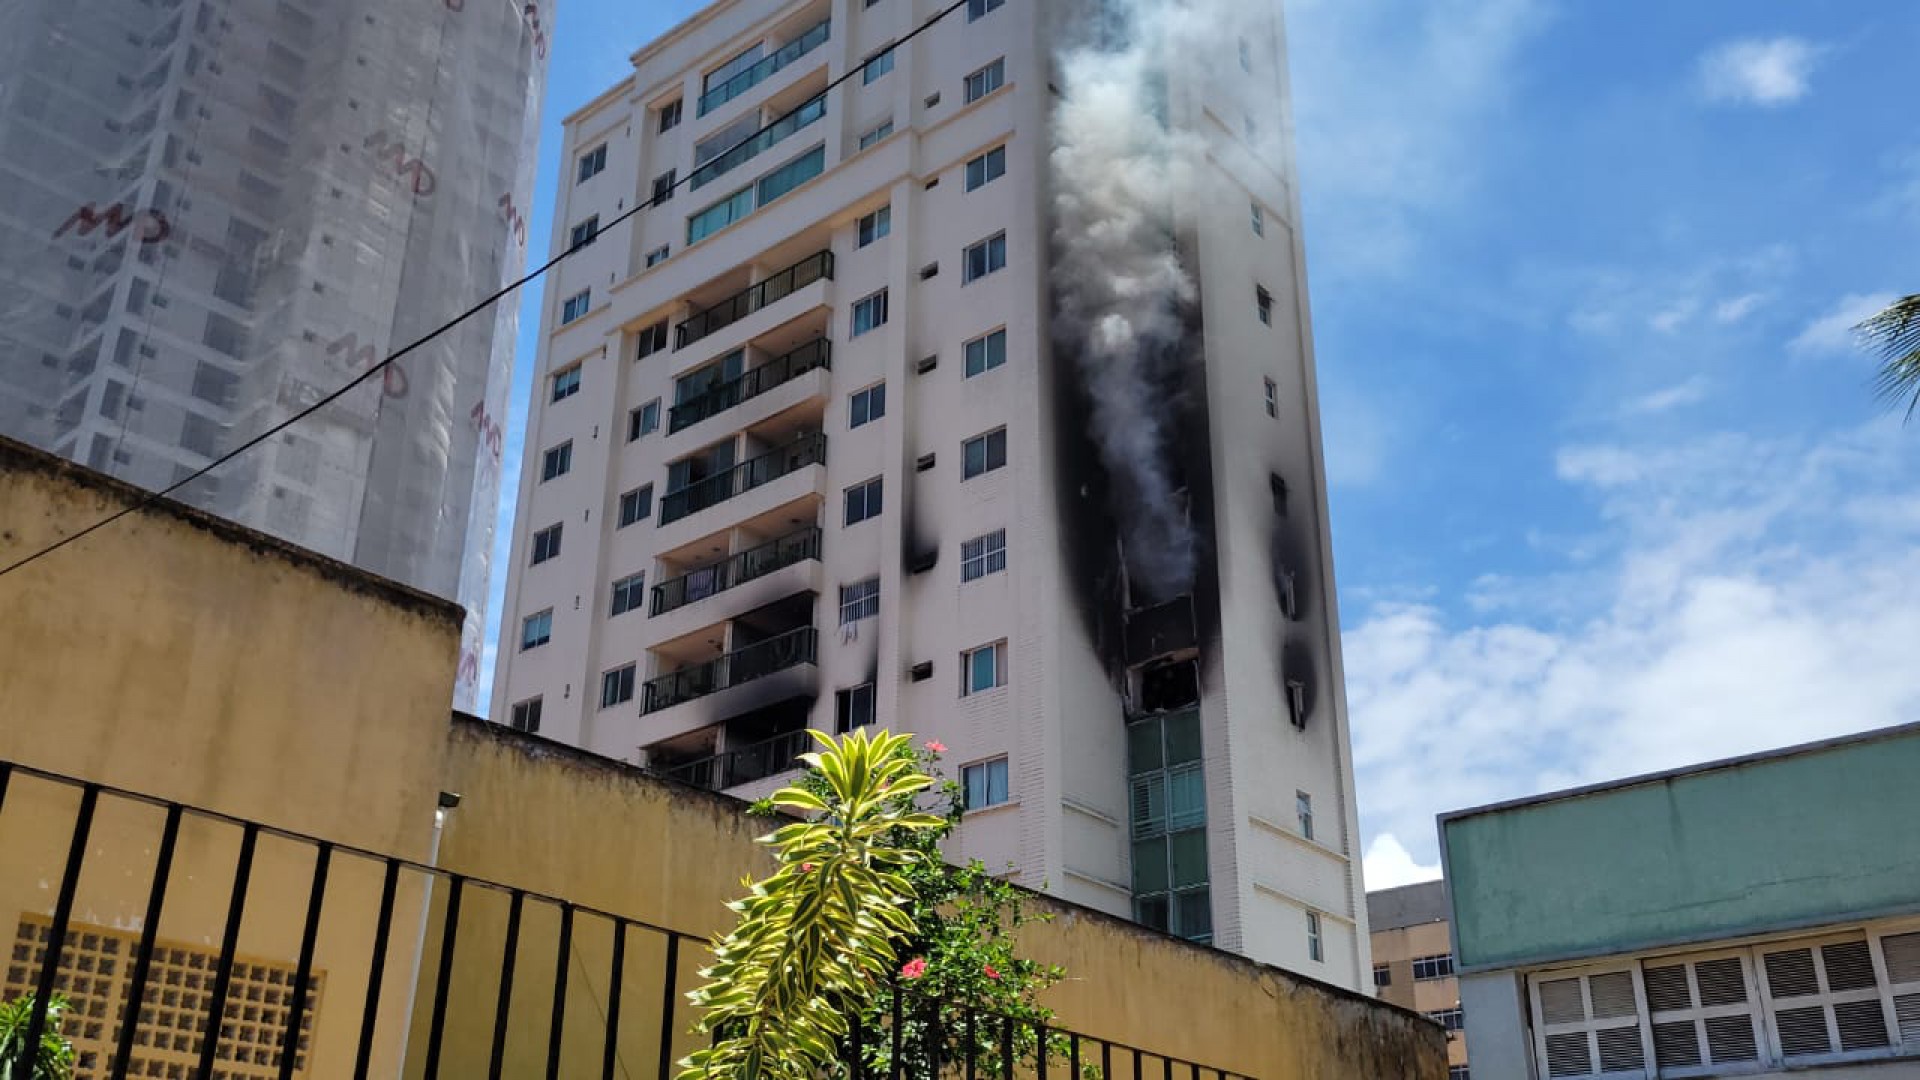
[909,661,933,682]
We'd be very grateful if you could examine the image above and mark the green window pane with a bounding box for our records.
[1169,828,1208,888]
[1175,888,1212,940]
[1127,717,1163,774]
[1167,764,1206,830]
[1131,836,1169,894]
[1164,708,1203,765]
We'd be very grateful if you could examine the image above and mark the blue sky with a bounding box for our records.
[484,0,1920,888]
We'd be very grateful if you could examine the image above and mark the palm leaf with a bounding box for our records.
[1857,293,1920,421]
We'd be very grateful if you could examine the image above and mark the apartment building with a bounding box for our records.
[0,0,548,706]
[1443,723,1920,1079]
[492,0,1370,983]
[1371,880,1471,1078]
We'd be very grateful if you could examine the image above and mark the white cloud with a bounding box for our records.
[1362,833,1442,891]
[1697,37,1821,107]
[1649,299,1697,334]
[1623,376,1709,416]
[1349,424,1920,869]
[1714,292,1765,324]
[1789,292,1897,356]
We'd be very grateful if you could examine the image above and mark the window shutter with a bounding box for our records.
[1531,970,1648,1079]
[1644,954,1762,1070]
[1760,937,1892,1060]
[1881,931,1920,1047]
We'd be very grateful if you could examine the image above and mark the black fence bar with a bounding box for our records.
[966,1009,978,1080]
[112,803,181,1079]
[1036,1022,1049,1080]
[422,874,466,1080]
[23,783,97,1068]
[1001,1015,1015,1079]
[546,902,574,1080]
[654,931,678,1080]
[889,969,904,1080]
[196,822,258,1080]
[278,843,331,1080]
[488,889,525,1079]
[606,919,629,1080]
[353,857,403,1080]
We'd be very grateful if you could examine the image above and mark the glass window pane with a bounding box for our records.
[1131,836,1169,894]
[1164,709,1202,765]
[1136,895,1170,932]
[1175,889,1212,939]
[1169,828,1208,888]
[970,646,995,691]
[1127,718,1163,774]
[1167,765,1205,829]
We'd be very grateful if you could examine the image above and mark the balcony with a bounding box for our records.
[653,526,822,617]
[675,250,833,350]
[697,18,831,117]
[669,338,830,434]
[662,726,814,792]
[659,431,826,527]
[642,624,818,714]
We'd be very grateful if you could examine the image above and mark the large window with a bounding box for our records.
[569,216,599,248]
[849,382,886,428]
[839,577,880,625]
[520,610,552,650]
[600,663,636,708]
[684,142,827,245]
[961,640,1007,696]
[836,683,876,732]
[965,58,1005,103]
[845,476,883,525]
[561,289,591,324]
[1413,954,1454,981]
[509,697,542,733]
[530,523,562,566]
[862,46,894,84]
[962,428,1007,479]
[962,232,1006,283]
[637,320,669,360]
[963,757,1009,809]
[1129,707,1209,943]
[551,364,581,402]
[960,529,1006,582]
[576,144,607,183]
[852,290,889,336]
[965,146,1006,191]
[964,329,1007,377]
[857,205,891,247]
[610,572,646,617]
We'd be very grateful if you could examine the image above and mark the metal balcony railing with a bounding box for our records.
[674,250,833,350]
[658,431,826,527]
[651,526,822,617]
[668,338,831,434]
[697,18,831,117]
[641,625,819,713]
[662,727,815,791]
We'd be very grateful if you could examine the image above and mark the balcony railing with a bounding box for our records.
[697,18,831,117]
[690,95,827,192]
[642,625,819,713]
[675,250,833,350]
[662,727,815,791]
[658,431,827,527]
[668,338,831,434]
[652,526,822,617]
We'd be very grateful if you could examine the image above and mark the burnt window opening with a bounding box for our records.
[1278,568,1299,620]
[1269,473,1288,517]
[907,549,937,574]
[917,355,938,374]
[1286,678,1308,730]
[1138,658,1199,714]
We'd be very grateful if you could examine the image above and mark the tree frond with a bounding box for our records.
[1855,294,1920,421]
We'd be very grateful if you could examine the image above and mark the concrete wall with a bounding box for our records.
[1440,724,1920,973]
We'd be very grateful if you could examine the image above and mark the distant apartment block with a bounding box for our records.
[1371,880,1470,1079]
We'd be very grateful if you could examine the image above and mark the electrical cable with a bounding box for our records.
[0,0,978,582]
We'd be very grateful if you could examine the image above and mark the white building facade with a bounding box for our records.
[492,0,1369,985]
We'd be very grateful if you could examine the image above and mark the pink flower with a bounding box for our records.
[799,862,816,873]
[983,963,1001,980]
[901,957,928,981]
[926,740,947,754]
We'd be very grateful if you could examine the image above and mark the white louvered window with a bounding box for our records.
[1642,951,1763,1074]
[1757,936,1893,1062]
[1879,929,1920,1050]
[1530,967,1648,1079]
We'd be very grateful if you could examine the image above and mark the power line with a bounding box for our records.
[1,0,977,582]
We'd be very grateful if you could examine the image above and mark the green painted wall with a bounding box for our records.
[1443,727,1920,972]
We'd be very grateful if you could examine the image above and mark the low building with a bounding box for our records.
[1440,725,1920,1080]
[0,437,1444,1079]
[1371,880,1469,1077]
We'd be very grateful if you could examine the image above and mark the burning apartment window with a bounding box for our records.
[658,98,682,133]
[962,427,1007,479]
[510,697,542,733]
[551,364,582,402]
[600,663,636,708]
[520,610,553,650]
[964,328,1007,377]
[576,143,607,182]
[540,440,572,481]
[618,484,653,528]
[965,57,1005,103]
[837,683,877,732]
[962,231,1007,283]
[1256,285,1273,325]
[530,523,563,566]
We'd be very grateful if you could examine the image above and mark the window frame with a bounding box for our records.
[646,245,670,268]
[851,289,889,336]
[509,696,542,733]
[839,577,881,625]
[1307,911,1324,963]
[962,231,1007,284]
[658,98,682,133]
[637,320,669,360]
[610,572,646,617]
[844,476,884,526]
[961,640,1008,696]
[967,0,1004,21]
[858,119,894,149]
[862,46,895,84]
[561,288,591,324]
[1413,953,1455,981]
[651,169,676,206]
[962,427,1008,480]
[551,364,582,402]
[530,523,563,566]
[1256,284,1273,326]
[520,609,553,650]
[964,57,1006,103]
[629,399,661,440]
[1296,790,1313,840]
[576,143,607,183]
[836,682,877,732]
[1265,377,1279,418]
[540,440,573,482]
[962,756,1011,810]
[964,328,1007,378]
[569,215,599,248]
[960,528,1007,582]
[1251,201,1265,236]
[617,484,653,528]
[964,146,1007,191]
[857,205,891,247]
[849,382,886,428]
[599,663,636,709]
[1373,963,1393,989]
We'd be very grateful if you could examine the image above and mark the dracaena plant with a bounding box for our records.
[0,994,75,1080]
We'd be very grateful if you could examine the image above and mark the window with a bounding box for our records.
[836,683,877,732]
[600,663,636,708]
[509,697,542,733]
[962,428,1007,479]
[646,245,670,268]
[1264,377,1278,418]
[1373,964,1392,988]
[576,144,607,182]
[962,232,1006,283]
[1448,1068,1470,1080]
[1428,1008,1463,1033]
[851,290,889,336]
[618,484,653,528]
[863,47,894,84]
[629,399,660,440]
[610,572,646,617]
[857,205,891,248]
[561,288,591,324]
[520,610,552,650]
[530,523,563,565]
[688,186,753,245]
[844,476,883,525]
[858,120,894,149]
[1413,954,1454,981]
[961,640,1007,695]
[960,529,1006,582]
[839,577,880,625]
[1256,285,1273,325]
[1251,201,1264,236]
[849,383,886,428]
[1238,38,1252,73]
[551,365,582,401]
[658,98,682,132]
[755,145,825,206]
[967,0,1004,21]
[964,329,1006,378]
[963,757,1010,809]
[540,441,572,481]
[569,216,599,248]
[1296,791,1313,840]
[651,170,676,206]
[964,58,1005,103]
[1128,708,1209,942]
[636,320,669,359]
[1307,912,1324,963]
[964,146,1006,191]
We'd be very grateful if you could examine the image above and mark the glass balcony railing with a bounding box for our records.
[642,626,819,713]
[698,19,831,117]
[668,339,831,434]
[690,96,827,193]
[675,250,833,350]
[651,526,822,617]
[662,727,815,790]
[658,432,827,527]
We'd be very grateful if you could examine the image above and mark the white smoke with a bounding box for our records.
[1051,0,1249,603]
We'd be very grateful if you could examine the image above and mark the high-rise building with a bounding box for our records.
[0,0,550,707]
[1369,881,1470,1078]
[492,0,1369,983]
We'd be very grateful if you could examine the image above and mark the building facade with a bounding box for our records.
[1372,881,1470,1078]
[1441,724,1920,1080]
[0,0,550,706]
[491,0,1369,983]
